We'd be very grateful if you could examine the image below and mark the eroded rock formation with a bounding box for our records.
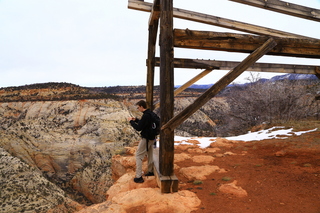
[0,96,228,211]
[0,148,84,212]
[0,99,140,207]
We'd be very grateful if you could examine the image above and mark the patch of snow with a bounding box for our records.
[175,127,318,149]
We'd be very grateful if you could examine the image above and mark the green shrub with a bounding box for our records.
[193,180,203,185]
[221,176,232,181]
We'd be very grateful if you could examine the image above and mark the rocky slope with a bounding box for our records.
[75,138,250,213]
[0,148,84,212]
[0,96,223,212]
[0,99,140,209]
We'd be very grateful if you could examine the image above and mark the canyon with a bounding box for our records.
[0,82,319,212]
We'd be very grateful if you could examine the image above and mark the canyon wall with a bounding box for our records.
[0,99,140,211]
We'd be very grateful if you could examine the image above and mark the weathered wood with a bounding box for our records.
[174,29,320,59]
[229,0,320,22]
[316,67,320,80]
[153,69,214,109]
[128,0,315,39]
[146,0,160,110]
[154,57,320,75]
[173,69,213,97]
[162,38,277,131]
[153,148,179,193]
[159,0,175,183]
[148,0,160,26]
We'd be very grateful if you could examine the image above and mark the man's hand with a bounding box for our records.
[128,117,135,121]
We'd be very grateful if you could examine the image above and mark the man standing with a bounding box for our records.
[128,100,155,183]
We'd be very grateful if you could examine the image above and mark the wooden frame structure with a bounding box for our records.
[128,0,320,193]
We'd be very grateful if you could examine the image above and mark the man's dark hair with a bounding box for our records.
[136,100,147,109]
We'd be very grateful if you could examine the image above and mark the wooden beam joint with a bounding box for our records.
[162,38,277,131]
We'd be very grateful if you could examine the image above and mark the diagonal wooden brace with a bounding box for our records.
[162,37,278,131]
[153,69,214,109]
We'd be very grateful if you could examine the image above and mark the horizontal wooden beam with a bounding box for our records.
[154,57,320,75]
[128,0,315,39]
[174,29,320,59]
[162,38,277,131]
[229,0,320,22]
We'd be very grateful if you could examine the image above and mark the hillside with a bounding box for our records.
[0,82,206,103]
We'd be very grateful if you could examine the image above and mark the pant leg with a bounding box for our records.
[135,138,147,178]
[147,139,154,173]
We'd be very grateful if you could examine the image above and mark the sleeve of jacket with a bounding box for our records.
[129,113,150,131]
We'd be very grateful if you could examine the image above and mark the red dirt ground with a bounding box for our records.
[174,130,320,213]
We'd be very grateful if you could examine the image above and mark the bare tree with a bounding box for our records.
[224,74,319,134]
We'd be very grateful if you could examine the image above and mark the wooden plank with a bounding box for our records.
[229,0,320,22]
[153,69,214,109]
[146,0,160,110]
[173,69,213,98]
[128,0,151,12]
[159,0,175,178]
[154,57,320,75]
[153,148,179,193]
[174,29,320,59]
[128,0,315,39]
[162,38,277,131]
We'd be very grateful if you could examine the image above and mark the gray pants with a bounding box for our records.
[135,138,154,178]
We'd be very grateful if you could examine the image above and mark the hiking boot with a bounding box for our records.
[145,172,154,176]
[133,176,144,183]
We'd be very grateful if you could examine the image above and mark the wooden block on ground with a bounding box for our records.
[153,148,179,193]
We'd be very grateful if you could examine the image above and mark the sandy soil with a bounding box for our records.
[174,130,320,213]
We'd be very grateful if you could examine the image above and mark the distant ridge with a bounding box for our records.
[178,74,318,90]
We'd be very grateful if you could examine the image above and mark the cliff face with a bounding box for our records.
[0,99,140,209]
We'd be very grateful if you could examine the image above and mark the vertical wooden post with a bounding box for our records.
[316,67,320,79]
[146,0,160,110]
[159,0,174,177]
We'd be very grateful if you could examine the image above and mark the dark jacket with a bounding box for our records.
[129,109,155,140]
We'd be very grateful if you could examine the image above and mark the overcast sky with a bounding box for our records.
[1,0,320,88]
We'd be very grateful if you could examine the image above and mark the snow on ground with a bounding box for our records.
[174,127,318,149]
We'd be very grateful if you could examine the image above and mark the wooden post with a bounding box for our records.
[316,67,320,79]
[146,0,160,110]
[159,0,174,176]
[157,0,178,193]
